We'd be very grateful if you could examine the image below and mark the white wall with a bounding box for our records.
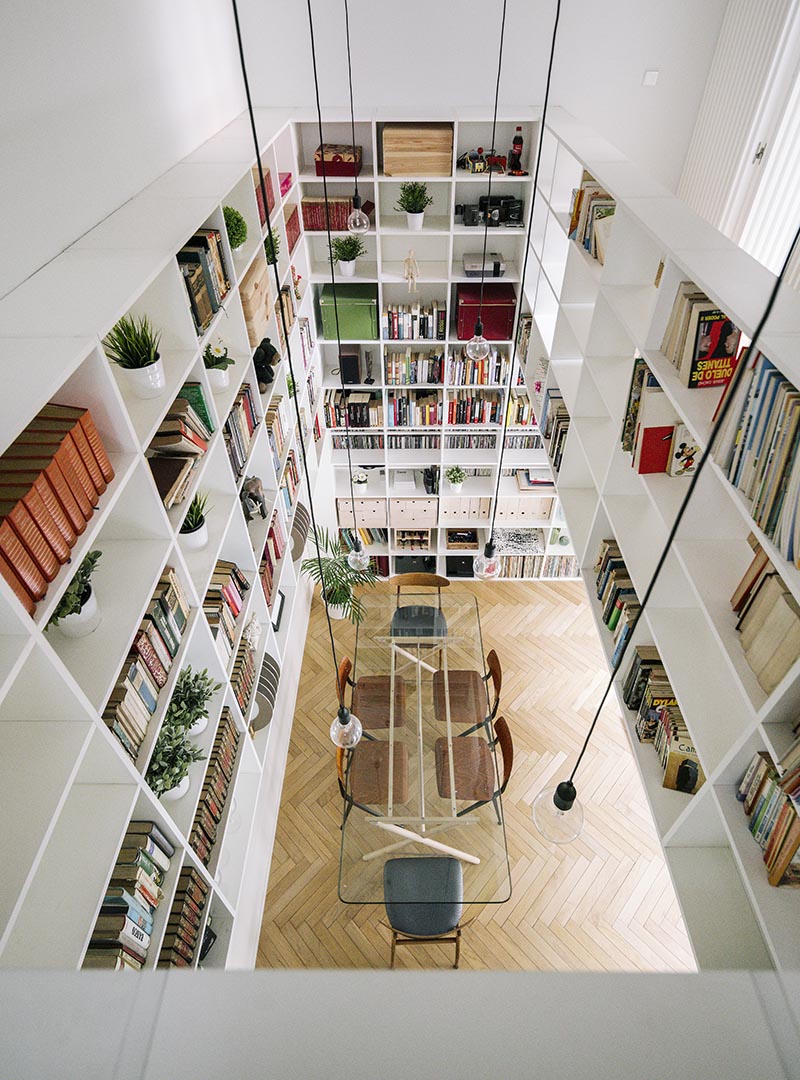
[238,0,729,190]
[0,0,245,299]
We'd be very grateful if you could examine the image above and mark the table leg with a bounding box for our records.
[416,643,426,832]
[441,642,458,819]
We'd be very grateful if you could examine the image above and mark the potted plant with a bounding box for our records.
[146,716,206,801]
[180,492,211,551]
[166,665,222,737]
[300,526,377,622]
[103,314,165,398]
[224,205,248,252]
[264,228,281,265]
[330,235,367,277]
[445,464,466,494]
[352,470,368,488]
[203,340,236,392]
[395,181,434,231]
[47,550,102,638]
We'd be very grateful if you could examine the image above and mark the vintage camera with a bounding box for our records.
[462,204,482,227]
[478,194,524,226]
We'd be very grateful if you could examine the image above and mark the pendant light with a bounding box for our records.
[343,0,369,236]
[231,0,362,750]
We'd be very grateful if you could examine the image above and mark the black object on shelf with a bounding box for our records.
[199,924,217,962]
[395,555,436,575]
[445,555,474,578]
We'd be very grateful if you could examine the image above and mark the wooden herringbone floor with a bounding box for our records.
[257,581,695,972]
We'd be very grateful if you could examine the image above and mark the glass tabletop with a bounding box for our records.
[338,592,512,905]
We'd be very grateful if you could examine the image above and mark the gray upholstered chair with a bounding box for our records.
[382,856,465,968]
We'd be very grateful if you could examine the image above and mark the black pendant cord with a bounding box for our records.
[344,0,360,206]
[567,218,800,787]
[230,0,345,707]
[307,0,364,553]
[486,0,562,551]
[475,0,508,333]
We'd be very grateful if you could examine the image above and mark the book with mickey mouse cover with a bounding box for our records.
[667,424,700,477]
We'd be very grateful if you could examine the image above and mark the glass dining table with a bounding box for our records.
[338,591,512,905]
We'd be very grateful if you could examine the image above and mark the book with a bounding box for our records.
[117,839,170,875]
[632,382,678,474]
[90,914,150,954]
[666,424,700,477]
[124,820,175,858]
[683,308,741,389]
[179,382,215,436]
[35,404,115,483]
[0,490,71,564]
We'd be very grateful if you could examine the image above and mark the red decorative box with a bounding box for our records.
[284,204,301,255]
[279,171,293,197]
[456,283,517,341]
[252,166,275,227]
[314,143,363,177]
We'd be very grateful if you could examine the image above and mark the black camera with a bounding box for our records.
[462,204,482,227]
[478,194,524,225]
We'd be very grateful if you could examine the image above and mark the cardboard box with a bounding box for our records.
[382,123,453,176]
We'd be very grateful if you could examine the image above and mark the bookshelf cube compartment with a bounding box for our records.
[318,283,379,341]
[336,499,387,529]
[295,120,374,177]
[378,180,452,234]
[381,234,448,284]
[380,122,453,177]
[389,498,437,527]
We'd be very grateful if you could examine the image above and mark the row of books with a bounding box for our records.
[714,350,800,566]
[595,539,641,669]
[730,538,800,695]
[223,383,259,478]
[498,554,578,579]
[506,390,535,427]
[204,560,250,664]
[265,394,289,474]
[306,370,318,413]
[279,451,300,516]
[621,358,699,476]
[83,820,174,970]
[387,392,442,427]
[661,281,741,390]
[0,402,114,615]
[382,303,447,341]
[528,352,549,425]
[177,229,230,336]
[504,433,545,452]
[103,566,190,761]
[259,509,287,606]
[339,528,388,549]
[622,646,705,794]
[737,748,800,886]
[324,389,384,429]
[446,391,502,426]
[542,389,569,473]
[274,284,296,353]
[300,195,374,232]
[158,867,209,967]
[444,433,496,450]
[298,317,314,371]
[447,349,509,386]
[385,350,444,386]
[231,636,257,717]
[150,382,215,459]
[516,314,533,366]
[191,708,240,864]
[253,164,276,224]
[330,433,385,451]
[284,204,301,256]
[371,555,390,577]
[387,433,441,450]
[568,174,616,263]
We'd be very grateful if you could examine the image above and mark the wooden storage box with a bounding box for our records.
[389,498,437,526]
[456,283,517,341]
[315,143,363,177]
[336,498,387,528]
[240,258,271,348]
[446,528,479,549]
[319,284,379,341]
[382,123,454,176]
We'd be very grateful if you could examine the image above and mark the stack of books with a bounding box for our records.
[147,384,214,501]
[279,451,299,516]
[568,173,616,263]
[157,867,208,967]
[265,395,288,473]
[446,348,508,386]
[382,302,446,341]
[284,204,301,254]
[83,821,173,970]
[730,539,800,694]
[714,350,800,566]
[231,635,257,715]
[204,560,250,663]
[661,281,741,389]
[274,286,296,353]
[387,391,442,427]
[595,540,641,668]
[323,390,384,428]
[516,314,533,366]
[191,708,240,864]
[738,748,800,886]
[446,391,501,425]
[541,389,569,472]
[177,229,230,336]
[103,567,190,760]
[252,165,275,225]
[0,403,115,615]
[506,389,535,426]
[259,509,287,606]
[223,383,259,478]
[386,349,444,385]
[513,468,553,490]
[300,195,373,231]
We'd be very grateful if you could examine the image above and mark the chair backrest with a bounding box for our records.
[486,649,502,716]
[494,716,513,793]
[337,655,353,703]
[389,573,450,608]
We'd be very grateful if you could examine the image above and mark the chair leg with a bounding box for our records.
[390,931,397,969]
[492,794,502,826]
[454,927,461,969]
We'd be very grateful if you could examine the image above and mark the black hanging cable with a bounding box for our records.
[344,0,361,213]
[564,218,800,794]
[229,0,346,707]
[480,0,562,568]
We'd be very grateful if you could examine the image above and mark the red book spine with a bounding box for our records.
[0,520,47,601]
[0,550,35,614]
[3,501,62,580]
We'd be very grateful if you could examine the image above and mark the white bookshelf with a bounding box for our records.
[0,108,324,970]
[531,108,800,970]
[294,114,580,581]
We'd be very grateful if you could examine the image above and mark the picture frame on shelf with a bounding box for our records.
[272,590,286,632]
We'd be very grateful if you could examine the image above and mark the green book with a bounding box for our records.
[180,381,215,435]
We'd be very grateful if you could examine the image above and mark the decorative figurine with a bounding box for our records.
[404,249,420,293]
[291,264,302,301]
[240,475,267,521]
[253,336,279,392]
[364,350,375,385]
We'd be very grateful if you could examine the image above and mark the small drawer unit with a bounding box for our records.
[336,498,388,528]
[389,498,438,527]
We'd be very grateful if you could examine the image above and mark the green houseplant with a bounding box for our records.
[300,526,377,623]
[103,314,165,398]
[264,227,281,265]
[445,464,466,493]
[330,235,367,277]
[146,717,206,801]
[180,492,211,551]
[395,181,434,231]
[166,665,222,737]
[47,550,103,637]
[224,205,248,251]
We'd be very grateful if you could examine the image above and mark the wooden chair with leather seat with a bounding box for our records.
[382,856,469,968]
[388,573,450,640]
[336,742,410,824]
[337,656,406,737]
[432,648,501,735]
[434,716,513,824]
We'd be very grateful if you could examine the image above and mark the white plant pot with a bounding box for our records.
[406,212,425,231]
[122,356,166,399]
[189,714,208,736]
[206,367,230,393]
[161,775,190,801]
[353,481,368,491]
[58,587,102,638]
[448,481,463,494]
[338,259,357,277]
[181,518,208,551]
[328,603,348,620]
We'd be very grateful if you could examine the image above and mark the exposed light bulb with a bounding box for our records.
[473,540,501,580]
[532,781,584,844]
[347,543,371,571]
[466,320,491,361]
[347,193,370,235]
[330,705,363,748]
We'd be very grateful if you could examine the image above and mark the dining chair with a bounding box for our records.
[432,648,501,734]
[434,716,513,824]
[382,856,466,968]
[388,573,449,640]
[336,742,409,824]
[337,656,407,733]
